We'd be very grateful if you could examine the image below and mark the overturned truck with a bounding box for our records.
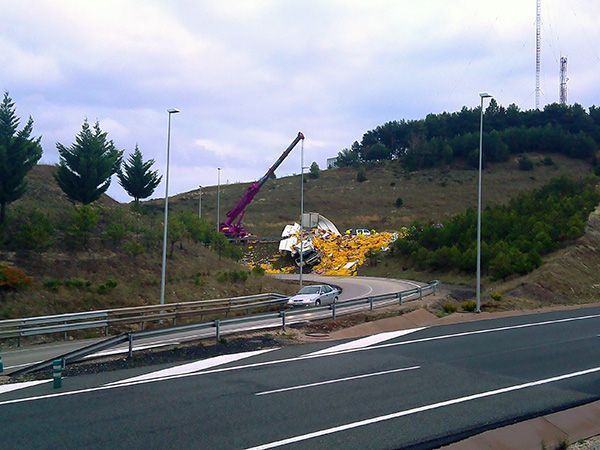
[278,212,341,267]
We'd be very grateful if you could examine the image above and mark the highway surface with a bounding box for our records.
[0,275,423,373]
[1,306,598,449]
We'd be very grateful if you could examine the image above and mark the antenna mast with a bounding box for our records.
[559,56,568,105]
[535,0,541,109]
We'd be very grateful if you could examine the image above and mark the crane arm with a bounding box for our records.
[220,132,304,237]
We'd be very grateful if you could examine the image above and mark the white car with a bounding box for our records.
[287,284,340,307]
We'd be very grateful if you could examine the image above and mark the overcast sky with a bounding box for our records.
[2,0,599,202]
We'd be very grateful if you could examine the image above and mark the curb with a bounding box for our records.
[441,400,600,450]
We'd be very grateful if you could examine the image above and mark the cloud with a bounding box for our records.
[1,0,599,203]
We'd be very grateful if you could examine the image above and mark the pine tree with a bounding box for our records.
[0,92,43,223]
[118,145,162,206]
[55,120,123,204]
[309,161,320,179]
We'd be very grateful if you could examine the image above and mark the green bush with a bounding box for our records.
[43,278,62,292]
[103,222,127,246]
[251,265,265,276]
[64,278,91,289]
[13,210,55,251]
[395,197,404,208]
[96,280,117,295]
[356,167,367,182]
[65,205,99,248]
[216,270,249,283]
[442,302,457,314]
[541,156,555,166]
[518,156,534,171]
[123,239,145,256]
[194,273,206,286]
[490,292,502,301]
[461,300,477,312]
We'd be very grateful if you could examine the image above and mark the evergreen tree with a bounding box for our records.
[0,92,43,223]
[308,161,320,179]
[55,120,123,204]
[118,145,162,206]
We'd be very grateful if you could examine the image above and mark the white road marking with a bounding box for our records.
[246,365,600,450]
[83,342,176,359]
[255,366,420,396]
[1,312,598,406]
[4,361,43,370]
[107,348,278,385]
[304,328,427,357]
[0,379,52,395]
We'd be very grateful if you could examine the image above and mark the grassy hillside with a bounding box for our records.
[0,165,295,319]
[160,153,593,237]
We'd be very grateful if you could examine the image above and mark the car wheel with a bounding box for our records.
[334,296,339,303]
[315,299,321,306]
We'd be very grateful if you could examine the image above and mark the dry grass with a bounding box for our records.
[159,154,593,237]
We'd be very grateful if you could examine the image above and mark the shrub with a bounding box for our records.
[43,278,62,292]
[542,156,555,166]
[461,300,477,312]
[0,265,32,290]
[490,292,502,301]
[64,278,91,289]
[123,240,145,256]
[13,210,55,251]
[518,156,534,171]
[251,265,265,276]
[594,165,600,177]
[96,280,117,295]
[356,167,367,182]
[308,161,320,179]
[395,197,404,208]
[194,273,205,286]
[216,270,249,283]
[103,222,127,246]
[65,205,99,248]
[442,302,457,314]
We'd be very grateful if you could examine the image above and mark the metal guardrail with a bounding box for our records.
[0,293,288,342]
[8,281,439,377]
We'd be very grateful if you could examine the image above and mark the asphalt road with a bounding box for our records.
[0,276,423,373]
[1,306,598,449]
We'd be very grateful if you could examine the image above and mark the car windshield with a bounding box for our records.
[298,286,320,294]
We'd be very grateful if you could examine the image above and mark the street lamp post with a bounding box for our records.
[198,185,202,219]
[160,108,180,306]
[476,93,492,313]
[217,168,221,232]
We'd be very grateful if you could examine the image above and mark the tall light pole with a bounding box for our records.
[160,108,180,306]
[299,138,306,289]
[216,167,221,232]
[198,185,202,219]
[476,93,492,313]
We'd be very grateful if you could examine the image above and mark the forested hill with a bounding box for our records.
[336,102,600,172]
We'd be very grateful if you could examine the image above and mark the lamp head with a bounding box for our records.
[167,108,180,114]
[479,93,492,99]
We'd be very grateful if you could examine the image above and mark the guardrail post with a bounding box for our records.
[0,355,3,373]
[128,333,134,359]
[332,303,336,320]
[398,292,403,305]
[52,359,62,389]
[215,319,221,343]
[432,282,437,294]
[104,325,109,337]
[280,310,286,331]
[369,297,373,311]
[419,287,423,299]
[64,321,68,341]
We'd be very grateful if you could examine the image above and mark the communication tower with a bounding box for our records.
[559,56,568,105]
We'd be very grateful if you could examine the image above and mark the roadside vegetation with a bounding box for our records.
[392,177,600,280]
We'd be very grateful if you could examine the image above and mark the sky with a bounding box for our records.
[2,0,599,202]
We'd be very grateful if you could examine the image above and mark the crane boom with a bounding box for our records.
[220,132,304,238]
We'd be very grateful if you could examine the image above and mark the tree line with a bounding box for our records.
[336,101,600,171]
[393,177,600,280]
[0,92,161,224]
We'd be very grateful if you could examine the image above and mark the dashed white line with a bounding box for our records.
[246,366,600,449]
[255,366,420,396]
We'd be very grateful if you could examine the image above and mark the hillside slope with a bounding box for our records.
[160,154,593,237]
[499,204,600,305]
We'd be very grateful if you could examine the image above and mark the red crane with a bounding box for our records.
[219,132,304,239]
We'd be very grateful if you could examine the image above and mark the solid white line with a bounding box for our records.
[304,328,427,357]
[107,349,278,385]
[4,361,43,370]
[255,366,420,396]
[246,365,600,450]
[0,379,52,395]
[1,312,597,406]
